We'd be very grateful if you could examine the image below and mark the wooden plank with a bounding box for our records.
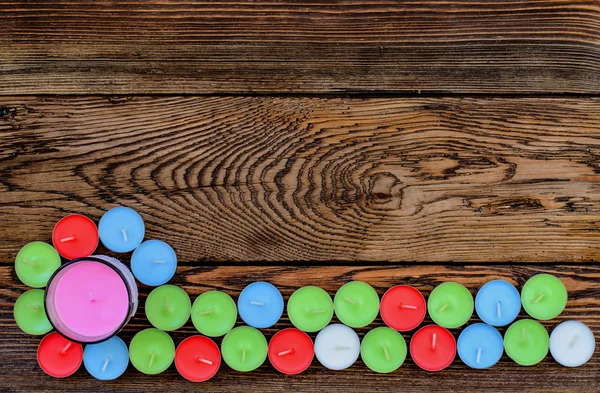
[1,0,600,95]
[1,264,598,392]
[2,96,600,262]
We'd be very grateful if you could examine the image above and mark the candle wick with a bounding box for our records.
[149,353,156,368]
[497,301,502,318]
[21,259,37,267]
[533,293,545,304]
[309,309,325,314]
[102,357,110,372]
[165,297,171,312]
[343,297,357,306]
[476,347,482,364]
[121,227,128,242]
[277,349,294,357]
[60,342,72,355]
[521,328,526,342]
[27,304,40,311]
[198,309,214,315]
[431,333,437,350]
[197,357,213,365]
[437,302,449,313]
[382,345,390,362]
[399,303,418,310]
[152,259,166,264]
[250,300,265,306]
[241,349,247,363]
[569,334,580,348]
[60,236,76,243]
[335,345,351,350]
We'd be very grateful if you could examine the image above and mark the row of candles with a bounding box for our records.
[13,207,596,381]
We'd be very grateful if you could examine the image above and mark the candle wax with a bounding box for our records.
[333,281,380,328]
[428,282,474,328]
[287,286,334,333]
[145,285,191,331]
[410,325,456,371]
[360,327,407,373]
[314,324,360,371]
[549,320,595,367]
[83,336,129,380]
[475,280,521,327]
[52,214,98,259]
[380,285,426,331]
[129,328,175,374]
[268,328,314,375]
[504,319,549,366]
[99,206,145,252]
[221,326,268,372]
[175,336,221,382]
[14,289,52,335]
[457,323,503,369]
[38,332,83,378]
[238,282,284,329]
[15,241,61,288]
[191,290,237,337]
[131,240,177,287]
[521,274,567,321]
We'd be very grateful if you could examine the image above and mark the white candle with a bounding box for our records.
[314,324,360,370]
[549,320,595,367]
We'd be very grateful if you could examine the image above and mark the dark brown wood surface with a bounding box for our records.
[2,0,600,94]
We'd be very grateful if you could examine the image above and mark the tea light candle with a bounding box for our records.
[287,286,334,332]
[314,323,360,370]
[457,323,503,369]
[175,336,221,382]
[550,320,595,367]
[333,281,379,328]
[191,290,237,337]
[221,326,268,372]
[504,319,549,366]
[37,332,83,378]
[521,274,567,320]
[360,327,407,373]
[268,328,314,374]
[145,285,191,331]
[238,282,284,329]
[45,255,138,343]
[131,240,177,286]
[52,214,98,259]
[99,206,145,252]
[410,325,456,371]
[15,242,61,288]
[129,328,175,374]
[14,289,52,335]
[475,280,521,327]
[428,282,474,328]
[83,336,129,380]
[380,285,426,331]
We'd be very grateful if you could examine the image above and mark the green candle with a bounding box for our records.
[333,281,379,328]
[360,327,407,373]
[287,286,334,332]
[428,282,474,328]
[221,326,268,372]
[15,242,61,288]
[191,290,237,337]
[145,285,191,331]
[504,319,549,366]
[521,274,567,320]
[14,289,52,335]
[129,328,175,374]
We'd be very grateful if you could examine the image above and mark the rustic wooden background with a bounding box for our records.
[1,0,599,392]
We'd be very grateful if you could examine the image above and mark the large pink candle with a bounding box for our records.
[45,255,137,343]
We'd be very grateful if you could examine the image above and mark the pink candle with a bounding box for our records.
[45,255,137,343]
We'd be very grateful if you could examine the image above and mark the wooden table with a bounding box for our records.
[1,1,599,391]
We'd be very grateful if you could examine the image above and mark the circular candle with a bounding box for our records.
[504,319,549,366]
[238,282,284,329]
[521,274,567,320]
[191,291,237,337]
[333,281,379,328]
[15,242,61,288]
[52,214,98,259]
[475,280,521,327]
[268,328,314,374]
[131,240,177,287]
[98,206,145,253]
[37,332,83,378]
[457,323,503,369]
[410,325,456,371]
[550,320,595,367]
[287,286,334,332]
[83,336,129,380]
[14,289,52,335]
[129,328,175,374]
[175,336,221,382]
[380,285,426,331]
[314,324,361,370]
[145,285,191,331]
[428,282,474,329]
[221,326,268,372]
[360,327,407,373]
[45,255,138,343]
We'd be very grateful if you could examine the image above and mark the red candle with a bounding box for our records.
[380,285,426,331]
[175,336,220,382]
[37,332,83,378]
[52,214,98,259]
[410,325,456,371]
[268,328,314,374]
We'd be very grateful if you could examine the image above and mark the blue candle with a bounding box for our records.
[475,280,521,326]
[457,323,503,369]
[238,282,284,328]
[99,207,145,252]
[131,240,177,286]
[83,336,129,380]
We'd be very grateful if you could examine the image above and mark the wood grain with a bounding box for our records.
[2,96,600,262]
[2,0,600,95]
[1,263,599,392]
